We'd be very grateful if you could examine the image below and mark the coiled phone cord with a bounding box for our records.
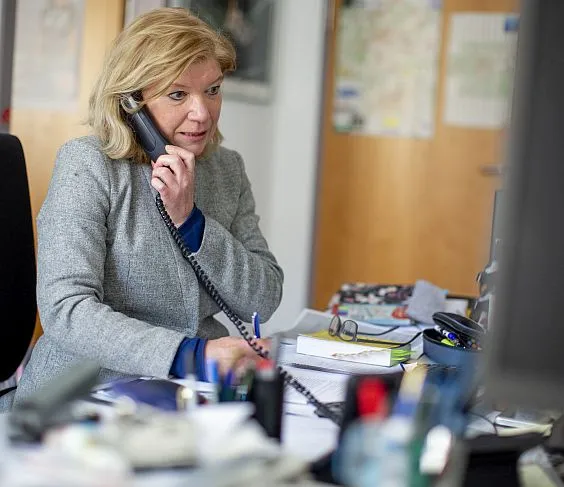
[155,194,342,425]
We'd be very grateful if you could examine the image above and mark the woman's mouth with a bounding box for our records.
[181,130,207,141]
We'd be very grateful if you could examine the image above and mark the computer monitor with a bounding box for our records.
[485,0,564,411]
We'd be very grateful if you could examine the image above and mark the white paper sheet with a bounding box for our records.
[282,413,339,462]
[12,0,85,111]
[283,366,349,405]
[443,13,519,128]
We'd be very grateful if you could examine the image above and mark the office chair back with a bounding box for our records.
[0,133,36,382]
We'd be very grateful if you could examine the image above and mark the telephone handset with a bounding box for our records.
[122,95,168,162]
[122,94,341,424]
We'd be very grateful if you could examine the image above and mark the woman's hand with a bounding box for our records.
[151,145,195,226]
[205,336,271,377]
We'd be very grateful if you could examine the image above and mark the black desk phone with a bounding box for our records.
[122,94,340,424]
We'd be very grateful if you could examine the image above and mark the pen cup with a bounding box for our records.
[248,362,284,441]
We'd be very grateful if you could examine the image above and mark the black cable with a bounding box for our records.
[348,331,422,348]
[155,195,342,425]
[357,325,400,337]
[468,411,499,435]
[388,331,423,348]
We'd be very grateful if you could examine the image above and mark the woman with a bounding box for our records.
[9,7,282,407]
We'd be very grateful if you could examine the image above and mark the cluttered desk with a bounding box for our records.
[4,2,564,485]
[1,284,562,487]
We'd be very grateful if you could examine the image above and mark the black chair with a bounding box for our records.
[0,133,36,396]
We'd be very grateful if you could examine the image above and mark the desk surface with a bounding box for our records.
[0,401,339,487]
[2,332,560,487]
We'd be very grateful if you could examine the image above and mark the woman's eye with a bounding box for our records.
[207,85,221,96]
[168,91,186,101]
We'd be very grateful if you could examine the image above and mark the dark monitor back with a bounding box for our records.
[485,1,564,410]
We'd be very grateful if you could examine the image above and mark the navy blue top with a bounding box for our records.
[169,205,208,381]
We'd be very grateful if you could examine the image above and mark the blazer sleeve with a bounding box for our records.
[192,151,284,323]
[36,139,186,378]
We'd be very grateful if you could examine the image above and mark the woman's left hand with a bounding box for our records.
[151,145,196,226]
[205,336,271,378]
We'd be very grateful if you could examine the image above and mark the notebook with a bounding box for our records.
[296,330,411,367]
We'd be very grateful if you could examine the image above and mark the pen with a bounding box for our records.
[253,311,261,339]
[434,326,460,346]
[206,359,219,403]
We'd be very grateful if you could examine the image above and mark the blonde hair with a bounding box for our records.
[88,7,236,164]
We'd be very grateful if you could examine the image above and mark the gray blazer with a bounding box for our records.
[12,136,283,405]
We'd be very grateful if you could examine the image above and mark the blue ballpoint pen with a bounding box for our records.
[206,359,220,403]
[434,325,460,345]
[253,312,261,339]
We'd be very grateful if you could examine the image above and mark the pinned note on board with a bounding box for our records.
[443,13,520,129]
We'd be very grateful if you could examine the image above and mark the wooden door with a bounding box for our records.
[311,0,517,310]
[10,0,124,220]
[9,0,125,341]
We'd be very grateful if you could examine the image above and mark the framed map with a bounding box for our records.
[333,0,442,138]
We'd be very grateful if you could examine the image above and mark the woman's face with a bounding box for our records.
[143,58,223,157]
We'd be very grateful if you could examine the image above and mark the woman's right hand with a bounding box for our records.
[151,145,196,227]
[205,336,270,377]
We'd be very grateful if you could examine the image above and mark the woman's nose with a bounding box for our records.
[187,96,209,122]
